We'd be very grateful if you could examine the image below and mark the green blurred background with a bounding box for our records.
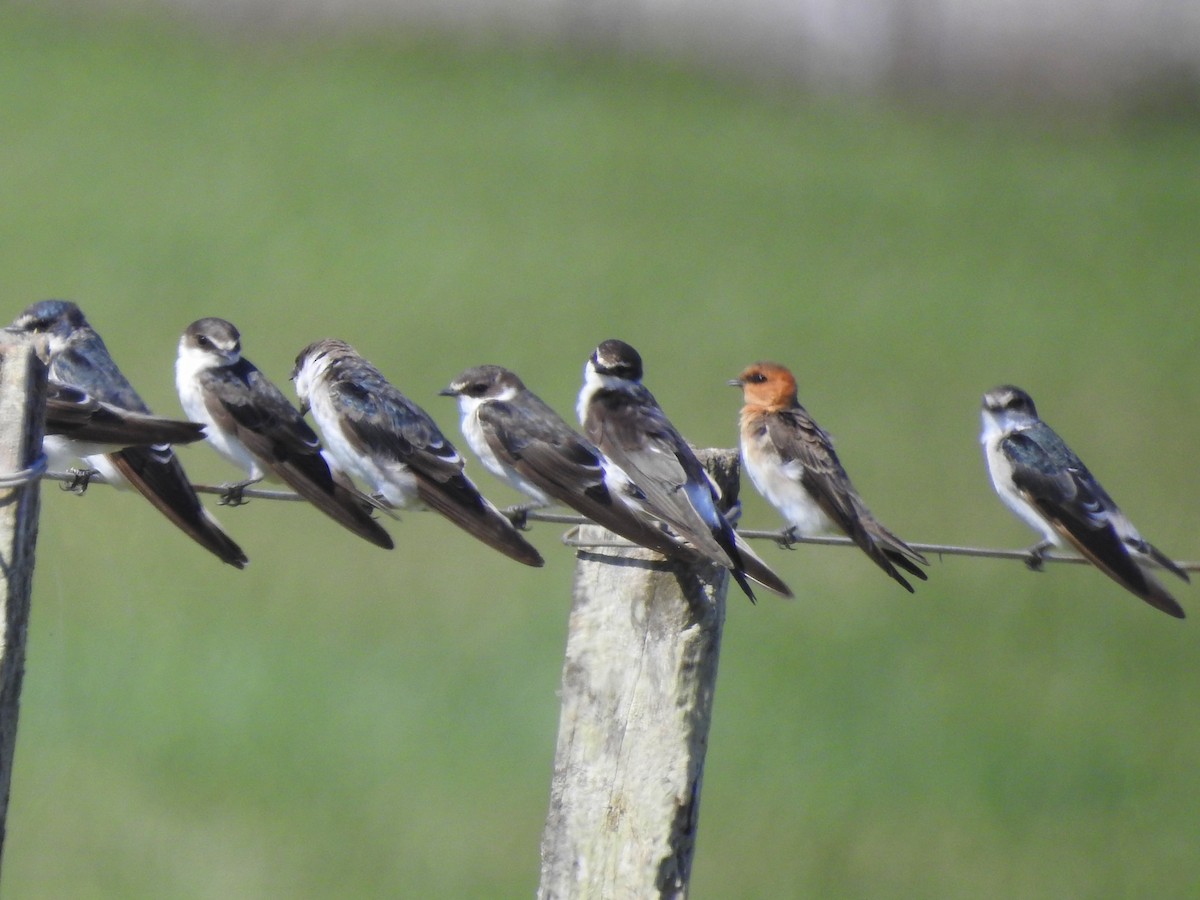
[3,5,1199,897]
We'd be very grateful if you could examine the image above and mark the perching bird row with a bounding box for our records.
[5,300,1189,619]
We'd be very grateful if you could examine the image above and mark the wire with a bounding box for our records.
[0,453,48,489]
[41,469,1200,573]
[45,470,307,502]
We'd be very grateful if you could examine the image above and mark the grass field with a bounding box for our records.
[2,5,1199,897]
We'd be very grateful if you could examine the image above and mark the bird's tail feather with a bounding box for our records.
[110,448,248,568]
[415,474,544,567]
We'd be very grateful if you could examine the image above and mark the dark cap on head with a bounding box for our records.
[591,339,643,381]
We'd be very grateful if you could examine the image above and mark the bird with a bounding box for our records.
[6,300,247,568]
[45,383,206,449]
[440,364,701,560]
[291,339,543,567]
[729,362,928,592]
[980,384,1187,618]
[175,317,393,550]
[576,339,791,601]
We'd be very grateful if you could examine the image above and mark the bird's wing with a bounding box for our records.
[330,377,464,482]
[584,388,732,562]
[1004,429,1182,616]
[52,335,151,414]
[768,409,927,590]
[479,396,697,559]
[200,363,393,549]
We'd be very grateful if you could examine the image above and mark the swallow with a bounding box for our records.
[981,384,1187,618]
[730,362,928,593]
[6,300,247,568]
[291,339,543,567]
[45,383,206,449]
[577,339,792,601]
[440,364,700,559]
[175,318,393,549]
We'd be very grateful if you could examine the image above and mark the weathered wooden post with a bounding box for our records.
[538,449,739,900]
[0,340,47,869]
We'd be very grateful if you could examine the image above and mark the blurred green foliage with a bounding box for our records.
[1,5,1199,897]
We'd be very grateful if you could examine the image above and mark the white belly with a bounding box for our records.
[742,444,834,536]
[312,399,418,507]
[175,361,262,480]
[981,420,1061,547]
[461,408,549,506]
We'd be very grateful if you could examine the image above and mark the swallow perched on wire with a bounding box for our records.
[576,339,791,602]
[6,300,247,568]
[175,318,393,549]
[45,383,206,449]
[730,362,928,592]
[292,339,543,567]
[981,384,1187,618]
[441,363,699,559]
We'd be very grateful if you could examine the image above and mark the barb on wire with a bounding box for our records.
[41,469,1200,573]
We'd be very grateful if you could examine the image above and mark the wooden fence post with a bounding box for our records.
[0,340,47,870]
[538,449,739,900]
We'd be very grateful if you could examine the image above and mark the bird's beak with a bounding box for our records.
[438,386,457,397]
[727,378,743,388]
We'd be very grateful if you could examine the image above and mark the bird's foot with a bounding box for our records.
[61,467,99,495]
[1024,541,1053,572]
[775,526,800,550]
[369,494,402,519]
[218,480,256,507]
[504,503,537,531]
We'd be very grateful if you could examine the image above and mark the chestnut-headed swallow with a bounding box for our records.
[441,364,697,559]
[730,362,928,592]
[176,318,393,550]
[6,300,247,568]
[981,384,1186,618]
[577,339,791,602]
[292,339,543,567]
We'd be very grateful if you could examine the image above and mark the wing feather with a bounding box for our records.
[766,408,926,591]
[1004,431,1183,617]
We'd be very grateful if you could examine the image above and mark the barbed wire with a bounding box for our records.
[42,469,1200,573]
[0,453,48,489]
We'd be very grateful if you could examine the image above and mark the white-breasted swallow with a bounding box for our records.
[6,300,247,568]
[981,384,1187,618]
[576,339,792,601]
[176,318,393,550]
[440,364,699,559]
[46,382,206,450]
[292,339,543,567]
[730,362,928,592]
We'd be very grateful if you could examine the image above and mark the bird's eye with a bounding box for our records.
[748,373,767,384]
[467,383,488,397]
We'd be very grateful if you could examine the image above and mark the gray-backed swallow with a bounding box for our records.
[46,383,206,449]
[981,384,1187,618]
[730,362,928,592]
[440,364,700,559]
[576,339,791,601]
[175,318,393,550]
[291,339,543,567]
[6,300,247,568]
